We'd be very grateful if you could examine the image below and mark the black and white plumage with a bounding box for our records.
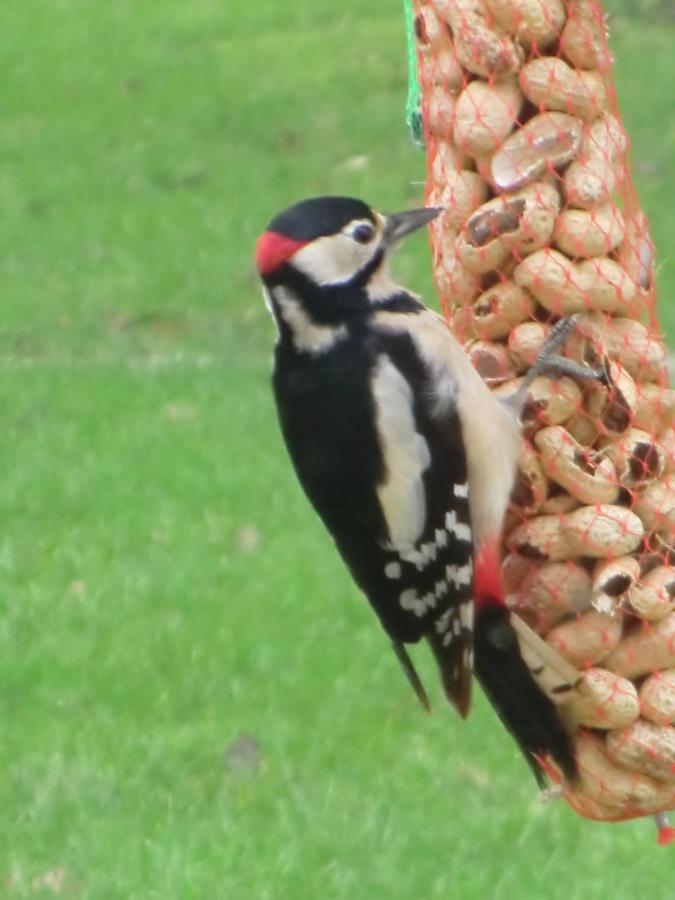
[256,195,583,784]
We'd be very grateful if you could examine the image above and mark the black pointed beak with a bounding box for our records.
[383,206,443,245]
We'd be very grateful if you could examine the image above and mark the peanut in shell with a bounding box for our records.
[567,731,674,814]
[628,566,675,623]
[561,504,644,558]
[512,559,592,633]
[605,613,675,679]
[454,77,523,156]
[520,57,607,121]
[554,202,625,259]
[433,0,525,79]
[560,0,610,71]
[566,668,640,730]
[546,609,623,668]
[485,0,566,49]
[491,112,583,193]
[607,720,675,783]
[640,670,675,726]
[535,426,619,505]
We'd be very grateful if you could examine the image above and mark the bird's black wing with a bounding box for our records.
[273,323,475,715]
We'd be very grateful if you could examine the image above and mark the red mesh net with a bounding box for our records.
[414,0,675,824]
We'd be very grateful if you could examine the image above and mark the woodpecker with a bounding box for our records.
[255,195,592,786]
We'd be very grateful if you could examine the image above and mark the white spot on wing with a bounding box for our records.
[435,528,448,549]
[445,565,471,589]
[460,601,474,630]
[421,541,437,563]
[384,562,402,580]
[453,482,469,499]
[435,610,452,634]
[445,510,472,543]
[372,355,431,551]
[400,589,417,611]
[399,547,425,567]
[422,592,436,611]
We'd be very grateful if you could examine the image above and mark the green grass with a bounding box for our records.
[1,1,674,897]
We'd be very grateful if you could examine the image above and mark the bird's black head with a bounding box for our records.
[255,195,440,289]
[255,196,441,349]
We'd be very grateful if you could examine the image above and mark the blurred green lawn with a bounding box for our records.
[1,1,674,897]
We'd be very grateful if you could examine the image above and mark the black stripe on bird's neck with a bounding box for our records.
[266,247,423,328]
[370,294,426,314]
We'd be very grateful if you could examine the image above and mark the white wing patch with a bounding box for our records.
[373,308,521,543]
[371,355,431,552]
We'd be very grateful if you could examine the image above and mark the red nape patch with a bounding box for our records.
[474,539,504,609]
[255,231,307,276]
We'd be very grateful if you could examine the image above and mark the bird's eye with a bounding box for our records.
[350,223,375,244]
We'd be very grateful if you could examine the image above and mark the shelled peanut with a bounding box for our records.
[415,0,674,820]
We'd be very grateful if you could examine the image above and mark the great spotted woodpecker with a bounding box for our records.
[255,195,593,785]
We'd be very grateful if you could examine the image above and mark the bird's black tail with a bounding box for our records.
[474,602,578,786]
[426,607,473,720]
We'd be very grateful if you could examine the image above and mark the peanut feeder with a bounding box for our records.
[413,0,674,832]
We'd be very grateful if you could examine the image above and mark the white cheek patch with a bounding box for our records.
[292,233,379,286]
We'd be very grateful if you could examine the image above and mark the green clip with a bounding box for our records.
[403,0,425,147]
